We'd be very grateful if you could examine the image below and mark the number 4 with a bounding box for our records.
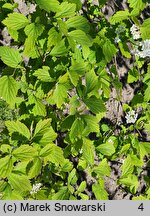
[138,203,144,211]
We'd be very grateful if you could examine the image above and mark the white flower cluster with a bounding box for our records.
[30,183,42,195]
[130,24,141,40]
[134,40,150,58]
[125,110,138,124]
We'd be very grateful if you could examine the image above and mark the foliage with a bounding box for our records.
[0,0,150,200]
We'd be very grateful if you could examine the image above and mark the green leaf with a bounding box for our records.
[47,27,62,48]
[66,16,90,33]
[52,187,69,200]
[128,0,145,11]
[12,145,38,161]
[102,39,117,63]
[0,76,18,106]
[33,66,55,82]
[84,96,106,114]
[119,174,139,194]
[2,12,29,30]
[139,142,150,158]
[50,39,68,56]
[55,2,76,18]
[38,127,57,145]
[70,61,88,76]
[33,119,51,138]
[35,0,60,12]
[121,155,134,178]
[109,10,130,24]
[0,156,13,178]
[132,196,148,200]
[119,42,131,59]
[82,138,95,165]
[96,141,115,156]
[92,182,108,200]
[61,159,73,172]
[23,23,45,58]
[5,120,30,140]
[68,30,92,47]
[140,18,150,39]
[8,173,32,193]
[68,168,78,185]
[127,68,139,83]
[28,95,46,116]
[85,69,98,94]
[0,46,22,68]
[93,158,111,177]
[49,80,70,108]
[69,118,84,142]
[27,158,42,179]
[82,114,99,135]
[77,181,86,193]
[40,144,64,165]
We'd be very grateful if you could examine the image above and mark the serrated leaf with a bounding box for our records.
[121,155,134,177]
[61,159,73,172]
[0,76,18,106]
[109,10,130,24]
[12,145,38,161]
[66,16,90,33]
[127,68,139,83]
[2,12,29,30]
[85,69,98,94]
[34,119,51,138]
[82,114,99,134]
[140,18,150,39]
[23,23,45,58]
[84,96,106,114]
[52,186,69,200]
[69,118,84,142]
[139,142,150,158]
[119,42,131,58]
[68,168,78,185]
[0,156,13,178]
[35,0,60,12]
[119,174,139,194]
[5,120,30,140]
[103,39,117,63]
[92,183,108,200]
[28,95,46,116]
[82,138,95,165]
[50,81,70,108]
[55,2,76,18]
[33,66,54,82]
[96,141,115,156]
[128,0,145,11]
[77,181,86,193]
[0,46,22,68]
[47,27,62,48]
[8,173,32,193]
[27,158,42,179]
[93,158,111,177]
[68,30,92,47]
[50,39,68,56]
[38,128,57,145]
[40,144,64,165]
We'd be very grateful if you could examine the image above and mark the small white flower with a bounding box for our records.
[130,24,140,40]
[134,40,150,58]
[114,36,121,43]
[30,183,42,195]
[125,110,138,124]
[76,44,82,50]
[108,139,113,143]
